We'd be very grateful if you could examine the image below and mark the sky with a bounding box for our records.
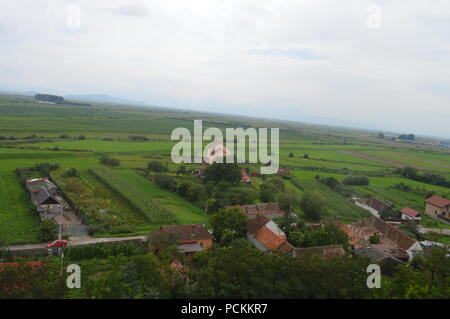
[1,0,449,138]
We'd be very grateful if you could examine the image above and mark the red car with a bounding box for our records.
[47,240,68,248]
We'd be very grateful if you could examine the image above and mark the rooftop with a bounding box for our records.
[425,195,450,208]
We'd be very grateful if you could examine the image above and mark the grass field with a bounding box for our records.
[1,94,449,244]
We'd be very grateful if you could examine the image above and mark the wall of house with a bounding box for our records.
[246,233,267,252]
[425,204,449,218]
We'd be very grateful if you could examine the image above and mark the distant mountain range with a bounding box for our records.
[65,94,147,106]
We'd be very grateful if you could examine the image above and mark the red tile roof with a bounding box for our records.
[425,195,450,208]
[400,207,420,218]
[254,226,286,251]
[150,224,213,242]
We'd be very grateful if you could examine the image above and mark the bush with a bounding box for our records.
[148,161,165,173]
[99,155,120,167]
[299,191,326,221]
[154,174,176,191]
[39,220,57,242]
[343,175,370,186]
[63,168,80,178]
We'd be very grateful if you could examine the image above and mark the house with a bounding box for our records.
[353,246,403,274]
[193,165,207,177]
[149,224,213,259]
[425,195,450,220]
[31,188,59,207]
[25,178,57,195]
[364,197,394,216]
[204,142,231,164]
[400,207,421,222]
[277,168,290,177]
[350,216,422,261]
[241,169,252,185]
[293,245,345,259]
[226,202,285,219]
[246,215,294,254]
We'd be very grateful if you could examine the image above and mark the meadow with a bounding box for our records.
[0,94,449,244]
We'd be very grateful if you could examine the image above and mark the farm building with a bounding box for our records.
[350,216,422,262]
[246,215,294,254]
[149,224,213,259]
[353,197,394,217]
[203,142,231,164]
[26,178,57,196]
[240,168,252,185]
[424,195,450,220]
[277,168,290,177]
[324,216,422,262]
[226,202,285,219]
[400,207,421,222]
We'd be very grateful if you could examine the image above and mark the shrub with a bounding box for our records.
[343,175,370,186]
[99,155,120,167]
[39,220,57,242]
[154,174,176,191]
[63,168,80,178]
[148,161,165,173]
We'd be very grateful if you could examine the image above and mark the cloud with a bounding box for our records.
[104,2,150,18]
[246,48,327,60]
[0,0,450,137]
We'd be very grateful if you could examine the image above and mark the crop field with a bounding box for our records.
[1,94,449,244]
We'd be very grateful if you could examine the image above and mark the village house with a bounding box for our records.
[324,216,422,262]
[25,178,63,221]
[400,207,421,222]
[226,202,285,219]
[292,245,345,259]
[353,197,394,218]
[240,168,252,185]
[149,224,213,259]
[277,168,290,177]
[349,216,422,262]
[246,215,294,254]
[26,178,57,196]
[424,195,450,220]
[204,142,231,164]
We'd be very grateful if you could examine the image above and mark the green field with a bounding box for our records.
[1,94,449,244]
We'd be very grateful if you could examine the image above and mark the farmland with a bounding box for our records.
[0,94,449,244]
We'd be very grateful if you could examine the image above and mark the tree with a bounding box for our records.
[154,174,176,191]
[260,183,277,202]
[289,152,294,157]
[204,162,242,184]
[369,234,380,244]
[210,208,247,244]
[299,191,325,221]
[148,160,165,173]
[343,175,370,186]
[39,220,57,242]
[99,155,120,167]
[189,246,371,298]
[176,165,189,175]
[186,183,207,202]
[277,193,297,213]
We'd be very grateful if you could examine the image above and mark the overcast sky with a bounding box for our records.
[1,1,449,138]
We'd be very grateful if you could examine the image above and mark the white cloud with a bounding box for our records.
[0,0,449,137]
